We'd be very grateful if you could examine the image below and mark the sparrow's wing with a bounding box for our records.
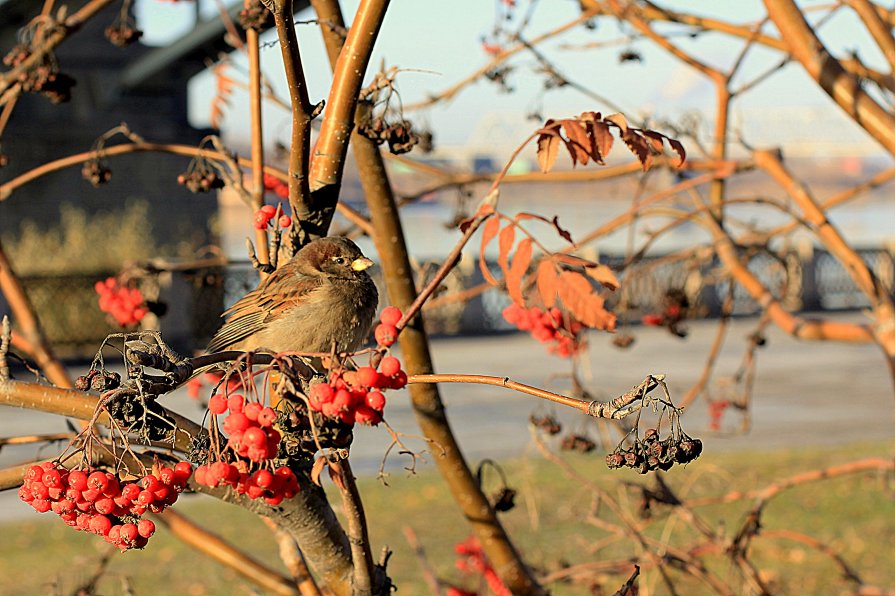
[206,267,323,352]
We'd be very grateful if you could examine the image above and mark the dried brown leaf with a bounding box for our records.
[562,119,592,166]
[507,238,533,305]
[479,216,501,286]
[591,121,613,163]
[605,112,629,134]
[537,259,559,308]
[668,137,687,167]
[642,130,666,153]
[536,130,561,173]
[623,130,653,171]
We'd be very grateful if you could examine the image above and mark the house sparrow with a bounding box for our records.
[207,237,379,357]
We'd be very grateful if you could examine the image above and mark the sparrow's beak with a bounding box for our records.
[351,256,374,271]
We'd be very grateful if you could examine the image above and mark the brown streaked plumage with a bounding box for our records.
[207,237,379,356]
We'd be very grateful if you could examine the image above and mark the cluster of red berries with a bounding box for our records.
[19,460,192,550]
[262,173,289,199]
[208,394,280,462]
[194,461,299,506]
[374,305,402,347]
[448,537,511,596]
[254,205,292,230]
[308,354,406,426]
[95,277,148,327]
[195,394,300,505]
[502,304,583,358]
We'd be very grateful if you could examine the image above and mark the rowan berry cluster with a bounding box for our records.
[254,205,292,230]
[82,159,112,186]
[176,170,224,193]
[605,428,703,474]
[194,461,299,506]
[357,117,420,155]
[308,354,405,426]
[74,368,121,392]
[374,305,402,347]
[502,304,583,357]
[262,173,289,199]
[209,394,280,462]
[19,460,192,550]
[449,537,511,596]
[95,277,148,327]
[195,394,300,504]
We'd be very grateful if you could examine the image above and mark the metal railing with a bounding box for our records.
[2,246,892,358]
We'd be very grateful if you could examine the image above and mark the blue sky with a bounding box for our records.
[134,1,884,150]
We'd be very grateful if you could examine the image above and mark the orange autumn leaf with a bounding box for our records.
[507,238,533,305]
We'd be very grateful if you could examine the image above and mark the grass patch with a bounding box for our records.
[1,439,892,594]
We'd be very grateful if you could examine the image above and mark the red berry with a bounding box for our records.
[120,523,139,543]
[208,393,228,414]
[242,426,267,449]
[26,465,45,482]
[254,469,274,489]
[278,214,292,228]
[94,497,115,515]
[379,356,401,377]
[32,499,51,513]
[332,389,353,412]
[42,469,62,488]
[223,412,250,434]
[228,394,246,413]
[379,306,402,326]
[121,483,141,502]
[90,515,112,536]
[308,383,334,410]
[354,405,383,426]
[389,370,408,390]
[137,490,156,506]
[137,519,156,538]
[356,366,379,388]
[159,467,176,485]
[174,461,193,482]
[260,205,277,217]
[375,324,398,347]
[365,390,386,411]
[87,471,109,492]
[141,475,161,492]
[257,407,277,427]
[244,401,263,421]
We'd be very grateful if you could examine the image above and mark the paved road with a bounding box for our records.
[2,313,893,519]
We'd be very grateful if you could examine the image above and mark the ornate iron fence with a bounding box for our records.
[2,246,892,358]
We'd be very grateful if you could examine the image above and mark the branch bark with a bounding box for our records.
[764,0,895,156]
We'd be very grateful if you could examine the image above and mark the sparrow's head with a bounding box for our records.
[298,237,374,279]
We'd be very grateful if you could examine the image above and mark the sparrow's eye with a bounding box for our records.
[333,257,346,265]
